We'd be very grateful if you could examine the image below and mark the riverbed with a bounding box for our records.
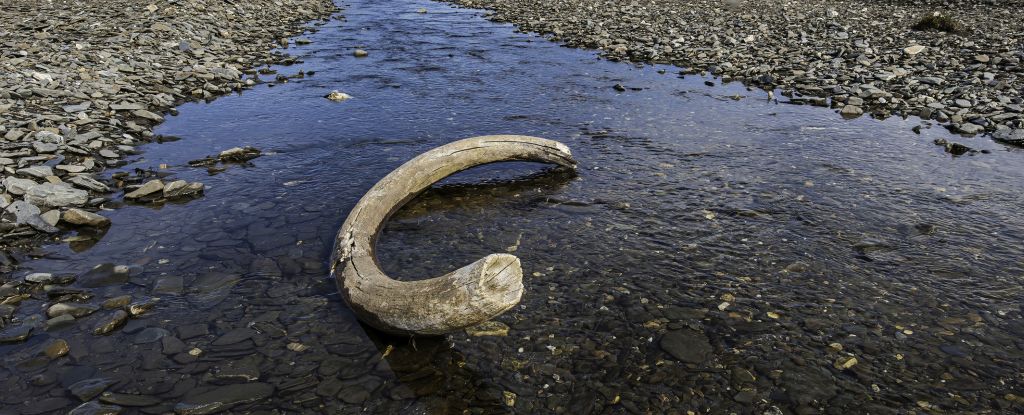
[2,0,1023,413]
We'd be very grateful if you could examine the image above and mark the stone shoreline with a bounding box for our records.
[0,0,338,252]
[449,0,1024,146]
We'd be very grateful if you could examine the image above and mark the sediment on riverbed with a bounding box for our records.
[450,0,1024,143]
[0,0,337,252]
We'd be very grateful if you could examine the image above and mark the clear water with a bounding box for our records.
[2,0,1023,413]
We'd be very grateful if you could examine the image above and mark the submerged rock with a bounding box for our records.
[660,329,713,364]
[173,383,275,414]
[325,90,352,101]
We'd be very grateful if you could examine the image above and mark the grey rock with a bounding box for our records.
[24,183,89,207]
[68,175,110,192]
[63,208,111,227]
[2,176,37,195]
[17,165,54,179]
[124,179,164,199]
[163,180,204,199]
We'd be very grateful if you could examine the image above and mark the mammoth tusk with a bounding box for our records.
[331,135,577,335]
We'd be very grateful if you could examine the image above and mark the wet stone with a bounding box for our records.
[152,275,184,295]
[101,295,132,309]
[162,335,187,355]
[48,302,100,318]
[660,329,713,364]
[212,327,255,346]
[79,263,131,288]
[93,310,128,335]
[99,392,161,407]
[134,327,171,344]
[214,355,262,381]
[173,382,275,415]
[68,401,124,415]
[69,378,117,401]
[0,324,33,343]
[177,323,209,340]
[43,338,70,358]
[22,397,74,415]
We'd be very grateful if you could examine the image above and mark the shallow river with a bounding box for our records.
[3,0,1024,413]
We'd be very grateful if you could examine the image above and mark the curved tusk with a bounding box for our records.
[330,135,576,336]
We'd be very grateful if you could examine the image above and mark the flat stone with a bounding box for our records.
[63,208,111,227]
[67,175,110,192]
[840,105,864,117]
[152,275,184,295]
[68,401,123,415]
[93,310,128,335]
[163,180,204,199]
[993,129,1024,145]
[48,302,100,318]
[63,102,93,113]
[0,324,33,343]
[956,123,984,134]
[69,378,117,401]
[660,329,714,364]
[903,45,926,55]
[124,179,164,199]
[132,109,164,122]
[43,338,70,358]
[17,165,54,179]
[173,383,275,415]
[465,320,510,336]
[24,183,89,207]
[33,141,59,153]
[41,209,61,226]
[3,177,37,195]
[212,327,255,346]
[99,392,161,407]
[134,327,171,344]
[79,263,130,288]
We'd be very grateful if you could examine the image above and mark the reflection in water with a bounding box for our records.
[1,0,1024,413]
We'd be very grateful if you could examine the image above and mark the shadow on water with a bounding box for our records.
[2,0,1024,412]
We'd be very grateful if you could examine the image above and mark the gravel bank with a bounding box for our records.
[0,0,337,248]
[450,0,1024,145]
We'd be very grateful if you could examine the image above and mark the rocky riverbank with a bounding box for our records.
[0,0,337,251]
[449,0,1024,145]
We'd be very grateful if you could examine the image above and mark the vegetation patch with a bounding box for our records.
[912,12,963,34]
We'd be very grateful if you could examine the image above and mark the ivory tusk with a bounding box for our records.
[331,135,577,335]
